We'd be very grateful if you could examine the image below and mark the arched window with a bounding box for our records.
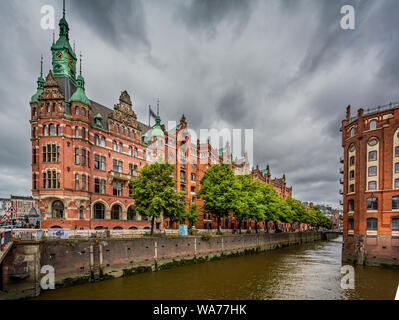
[52,200,64,219]
[111,204,121,220]
[118,142,123,153]
[366,218,378,231]
[93,203,105,220]
[122,127,125,135]
[366,197,378,210]
[75,127,79,137]
[82,127,86,139]
[129,226,138,230]
[94,135,99,146]
[370,120,377,130]
[81,108,86,116]
[129,146,132,156]
[95,226,104,230]
[350,128,355,137]
[101,136,106,147]
[134,148,138,157]
[49,124,55,136]
[79,206,84,220]
[52,103,56,112]
[56,125,60,136]
[47,103,51,113]
[116,124,119,133]
[127,128,130,136]
[75,106,79,115]
[127,206,137,220]
[112,141,117,151]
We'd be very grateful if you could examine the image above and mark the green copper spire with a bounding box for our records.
[70,53,91,106]
[51,0,77,83]
[31,55,45,103]
[152,102,164,138]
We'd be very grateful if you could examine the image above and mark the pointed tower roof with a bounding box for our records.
[51,0,76,59]
[31,55,45,103]
[70,53,91,105]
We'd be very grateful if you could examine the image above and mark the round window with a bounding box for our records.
[369,139,378,146]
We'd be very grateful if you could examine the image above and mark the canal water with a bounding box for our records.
[36,236,399,300]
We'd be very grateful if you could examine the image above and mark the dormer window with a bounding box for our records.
[95,118,102,127]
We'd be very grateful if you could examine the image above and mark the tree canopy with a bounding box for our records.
[129,162,186,234]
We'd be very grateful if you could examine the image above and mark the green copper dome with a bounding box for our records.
[31,56,45,103]
[151,115,165,138]
[70,74,91,105]
[30,76,44,103]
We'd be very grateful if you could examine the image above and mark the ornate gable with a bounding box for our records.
[38,70,65,101]
[109,90,139,130]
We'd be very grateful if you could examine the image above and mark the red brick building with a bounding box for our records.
[341,104,399,266]
[29,8,293,231]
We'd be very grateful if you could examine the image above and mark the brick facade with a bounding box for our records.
[29,8,293,231]
[341,104,399,266]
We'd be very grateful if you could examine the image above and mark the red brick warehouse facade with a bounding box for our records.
[29,7,293,231]
[341,104,399,267]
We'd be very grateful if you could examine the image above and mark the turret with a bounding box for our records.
[70,53,91,106]
[51,0,77,82]
[30,55,45,103]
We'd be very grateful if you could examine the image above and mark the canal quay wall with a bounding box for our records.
[0,231,338,299]
[342,234,399,268]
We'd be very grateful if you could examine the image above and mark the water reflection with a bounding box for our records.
[36,236,399,300]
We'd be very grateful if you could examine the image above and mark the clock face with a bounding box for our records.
[56,52,63,60]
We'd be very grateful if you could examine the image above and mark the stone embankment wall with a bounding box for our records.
[1,231,338,299]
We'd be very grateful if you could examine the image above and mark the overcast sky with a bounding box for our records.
[1,0,399,208]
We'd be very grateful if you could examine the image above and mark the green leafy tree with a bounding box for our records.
[286,197,308,231]
[129,162,186,235]
[185,202,200,233]
[198,163,238,232]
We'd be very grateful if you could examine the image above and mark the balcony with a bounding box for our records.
[108,170,130,181]
[340,156,344,163]
[340,167,344,174]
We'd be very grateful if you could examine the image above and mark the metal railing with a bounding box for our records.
[1,230,12,251]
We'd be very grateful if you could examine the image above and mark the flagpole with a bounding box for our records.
[148,105,151,126]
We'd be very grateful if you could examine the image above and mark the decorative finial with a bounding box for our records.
[40,54,43,78]
[52,31,55,44]
[157,98,160,116]
[63,0,66,18]
[79,52,82,76]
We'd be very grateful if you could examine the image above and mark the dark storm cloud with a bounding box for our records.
[68,0,150,50]
[2,0,399,207]
[176,0,253,38]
